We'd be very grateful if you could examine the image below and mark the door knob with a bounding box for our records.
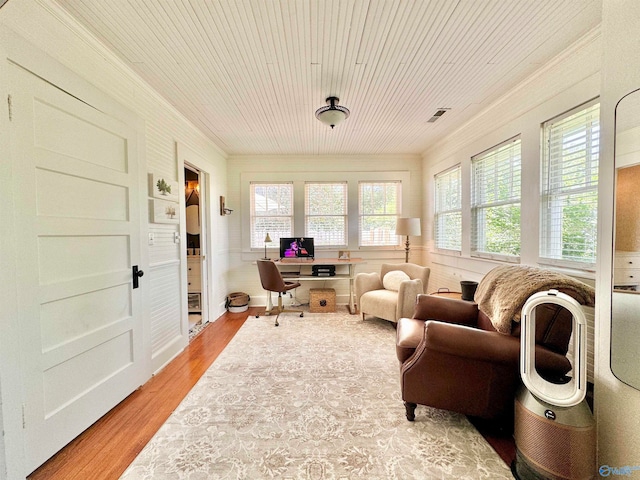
[132,265,144,289]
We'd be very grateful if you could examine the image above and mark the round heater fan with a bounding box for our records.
[512,290,596,480]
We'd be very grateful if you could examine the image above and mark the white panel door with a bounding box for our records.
[9,64,146,472]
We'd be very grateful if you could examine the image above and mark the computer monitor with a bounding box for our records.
[279,237,314,259]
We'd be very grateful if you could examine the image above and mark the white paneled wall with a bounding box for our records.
[1,0,228,378]
[149,263,182,354]
[422,32,601,386]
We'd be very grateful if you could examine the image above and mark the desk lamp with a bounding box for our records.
[395,218,421,263]
[263,233,272,260]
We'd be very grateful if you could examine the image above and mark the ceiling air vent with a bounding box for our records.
[427,108,450,123]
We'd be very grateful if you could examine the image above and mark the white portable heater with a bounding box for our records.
[512,290,596,480]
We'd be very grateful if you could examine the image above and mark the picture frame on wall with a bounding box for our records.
[151,198,179,224]
[150,173,180,202]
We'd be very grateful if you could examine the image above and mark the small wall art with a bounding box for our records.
[150,173,180,202]
[152,198,180,224]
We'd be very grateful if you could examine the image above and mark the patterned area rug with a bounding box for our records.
[121,311,512,479]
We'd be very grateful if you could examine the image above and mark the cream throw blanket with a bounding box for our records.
[475,265,596,334]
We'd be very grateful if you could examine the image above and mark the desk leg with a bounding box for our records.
[348,264,356,314]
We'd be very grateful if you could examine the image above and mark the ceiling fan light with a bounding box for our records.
[315,96,350,128]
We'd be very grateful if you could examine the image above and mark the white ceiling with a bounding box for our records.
[54,0,602,156]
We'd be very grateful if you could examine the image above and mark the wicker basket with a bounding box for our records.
[226,292,250,313]
[309,288,336,313]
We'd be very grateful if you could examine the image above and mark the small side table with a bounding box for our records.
[429,288,475,302]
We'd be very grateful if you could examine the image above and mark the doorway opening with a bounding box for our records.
[185,165,207,340]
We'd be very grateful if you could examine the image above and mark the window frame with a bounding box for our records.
[358,181,403,248]
[249,182,294,249]
[241,171,411,253]
[304,181,348,247]
[539,98,600,270]
[433,164,462,253]
[470,136,522,262]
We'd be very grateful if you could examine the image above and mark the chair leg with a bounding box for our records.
[274,293,283,326]
[273,292,304,326]
[404,402,417,421]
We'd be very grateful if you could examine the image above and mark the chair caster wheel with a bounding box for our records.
[300,313,304,317]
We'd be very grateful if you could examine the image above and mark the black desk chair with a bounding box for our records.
[256,259,304,326]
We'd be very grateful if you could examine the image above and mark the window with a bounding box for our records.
[471,137,522,260]
[305,182,348,246]
[540,100,600,268]
[250,183,293,248]
[359,181,401,246]
[434,165,462,251]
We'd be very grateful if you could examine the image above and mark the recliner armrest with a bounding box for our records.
[422,321,520,365]
[412,294,479,327]
[416,321,571,374]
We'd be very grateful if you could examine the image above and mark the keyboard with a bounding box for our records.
[279,258,314,263]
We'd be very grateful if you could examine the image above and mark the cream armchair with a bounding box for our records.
[355,263,430,323]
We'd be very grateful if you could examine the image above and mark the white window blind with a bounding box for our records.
[540,100,600,268]
[250,182,293,248]
[359,181,401,246]
[434,165,462,251]
[471,137,522,260]
[305,182,348,246]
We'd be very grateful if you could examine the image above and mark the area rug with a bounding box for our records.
[121,310,512,479]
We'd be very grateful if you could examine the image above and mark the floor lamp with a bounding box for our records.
[395,218,421,263]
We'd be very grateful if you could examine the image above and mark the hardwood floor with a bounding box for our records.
[28,307,514,479]
[28,309,252,480]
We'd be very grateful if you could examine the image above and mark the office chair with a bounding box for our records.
[256,259,304,326]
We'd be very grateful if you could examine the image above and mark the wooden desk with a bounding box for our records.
[271,258,364,314]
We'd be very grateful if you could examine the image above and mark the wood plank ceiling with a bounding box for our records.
[53,0,601,156]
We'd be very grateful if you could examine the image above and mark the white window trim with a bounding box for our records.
[249,182,294,249]
[305,181,348,248]
[470,136,522,262]
[434,164,462,253]
[358,180,403,248]
[241,171,411,253]
[539,98,600,270]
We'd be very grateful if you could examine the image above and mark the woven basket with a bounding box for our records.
[309,288,336,313]
[226,292,250,312]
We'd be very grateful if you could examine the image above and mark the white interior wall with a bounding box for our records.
[226,155,423,306]
[421,30,601,291]
[0,11,14,479]
[1,0,638,476]
[0,0,228,373]
[595,0,640,466]
[0,1,228,477]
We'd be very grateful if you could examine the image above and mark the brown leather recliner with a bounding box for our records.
[396,294,573,423]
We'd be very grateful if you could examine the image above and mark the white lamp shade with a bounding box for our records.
[186,205,200,235]
[316,109,348,128]
[395,217,421,236]
[315,96,350,128]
